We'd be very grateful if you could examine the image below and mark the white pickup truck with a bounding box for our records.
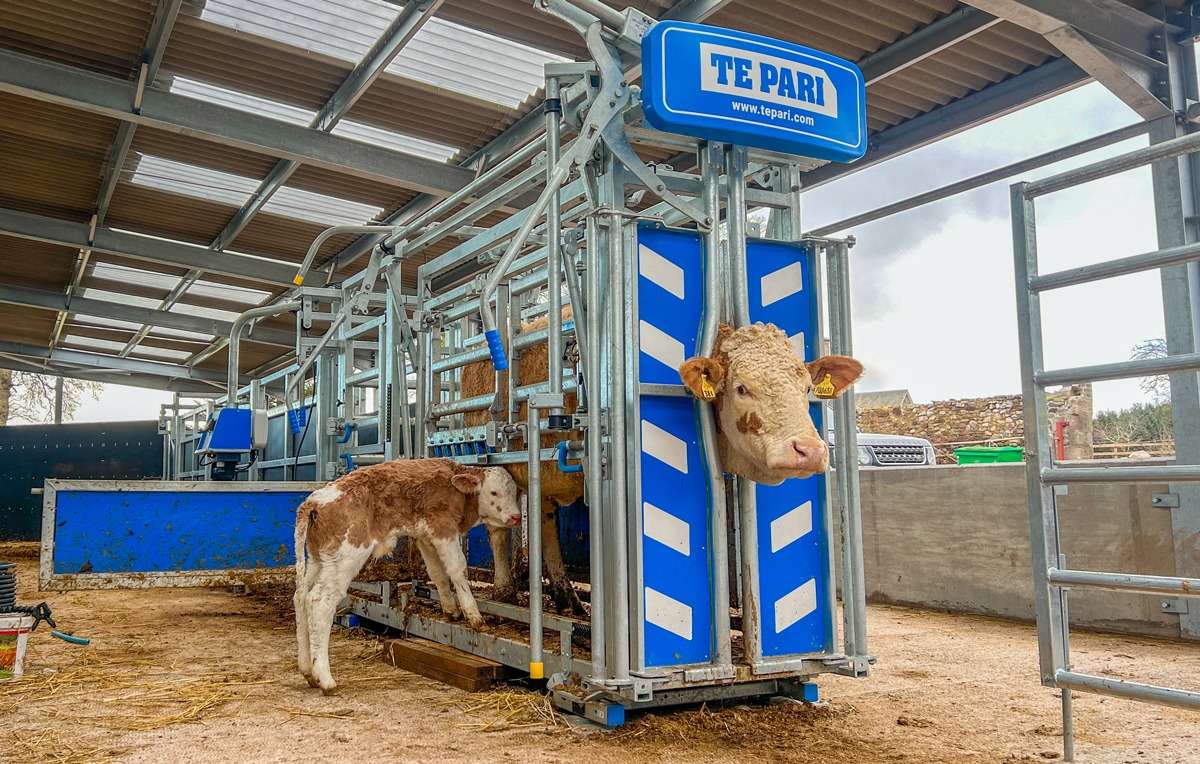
[828,430,937,467]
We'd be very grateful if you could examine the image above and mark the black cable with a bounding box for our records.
[294,360,316,475]
[0,561,15,613]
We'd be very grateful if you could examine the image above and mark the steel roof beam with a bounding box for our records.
[962,0,1174,120]
[0,354,219,393]
[122,1,443,359]
[859,7,1002,84]
[0,340,232,385]
[0,207,298,286]
[0,49,477,197]
[0,283,294,347]
[94,0,184,225]
[325,0,732,273]
[210,0,444,253]
[802,56,1089,188]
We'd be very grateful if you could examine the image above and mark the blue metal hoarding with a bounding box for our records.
[641,21,867,162]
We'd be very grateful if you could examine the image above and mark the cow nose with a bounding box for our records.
[790,438,828,470]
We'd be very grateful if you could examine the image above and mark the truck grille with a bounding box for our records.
[870,445,927,465]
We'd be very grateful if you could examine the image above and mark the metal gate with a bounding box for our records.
[1010,131,1200,760]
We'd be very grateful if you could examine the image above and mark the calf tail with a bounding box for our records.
[294,504,310,590]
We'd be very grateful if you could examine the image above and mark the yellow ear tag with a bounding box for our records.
[699,376,716,400]
[813,373,836,399]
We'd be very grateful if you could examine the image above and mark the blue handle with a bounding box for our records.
[557,441,583,473]
[338,421,355,444]
[342,453,355,472]
[51,630,90,645]
[485,329,508,371]
[287,407,307,434]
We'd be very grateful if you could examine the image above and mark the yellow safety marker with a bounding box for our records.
[529,661,544,679]
[813,373,836,399]
[293,274,305,286]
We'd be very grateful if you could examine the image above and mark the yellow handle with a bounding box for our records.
[293,274,305,286]
[529,661,544,679]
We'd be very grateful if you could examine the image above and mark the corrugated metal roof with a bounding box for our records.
[0,0,1160,382]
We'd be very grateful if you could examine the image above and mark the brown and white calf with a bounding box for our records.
[293,458,521,694]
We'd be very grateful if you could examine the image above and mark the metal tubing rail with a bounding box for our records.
[809,122,1148,237]
[1030,240,1200,292]
[1042,464,1200,484]
[1047,568,1200,597]
[427,379,578,419]
[1025,129,1200,198]
[1054,671,1200,711]
[526,402,544,678]
[431,324,577,375]
[1036,352,1200,387]
[226,300,301,403]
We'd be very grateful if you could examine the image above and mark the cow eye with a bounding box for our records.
[735,384,751,397]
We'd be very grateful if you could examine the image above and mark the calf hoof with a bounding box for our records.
[304,674,321,689]
[467,615,486,630]
[492,584,518,604]
[321,685,340,697]
[551,584,587,616]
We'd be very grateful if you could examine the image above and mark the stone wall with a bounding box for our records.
[856,384,1093,461]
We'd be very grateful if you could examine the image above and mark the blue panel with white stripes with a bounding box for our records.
[745,239,833,657]
[636,224,714,667]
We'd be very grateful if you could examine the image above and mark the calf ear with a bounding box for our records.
[679,356,725,401]
[450,472,483,495]
[806,355,864,399]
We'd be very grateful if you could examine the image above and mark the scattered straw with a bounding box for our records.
[9,728,127,764]
[441,689,565,732]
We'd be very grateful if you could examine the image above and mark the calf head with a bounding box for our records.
[679,323,863,485]
[452,467,522,528]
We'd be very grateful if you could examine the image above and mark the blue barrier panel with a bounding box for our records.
[744,239,833,659]
[634,224,714,668]
[42,480,322,589]
[642,21,867,161]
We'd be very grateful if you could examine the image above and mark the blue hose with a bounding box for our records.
[51,630,90,646]
[485,329,508,371]
[557,441,583,473]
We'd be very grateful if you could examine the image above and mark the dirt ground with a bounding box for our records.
[1,543,1197,764]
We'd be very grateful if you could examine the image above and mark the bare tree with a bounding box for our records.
[1131,338,1170,404]
[0,370,103,426]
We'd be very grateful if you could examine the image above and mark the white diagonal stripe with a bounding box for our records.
[645,586,693,640]
[642,419,688,474]
[643,501,690,556]
[760,261,804,307]
[770,501,813,553]
[774,578,817,633]
[639,320,685,371]
[788,331,805,359]
[639,244,685,299]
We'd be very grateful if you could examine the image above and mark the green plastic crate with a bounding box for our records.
[954,446,1024,464]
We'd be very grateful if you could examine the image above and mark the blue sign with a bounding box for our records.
[641,21,867,162]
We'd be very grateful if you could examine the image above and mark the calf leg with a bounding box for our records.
[307,542,373,695]
[431,536,485,629]
[542,501,586,615]
[488,526,517,604]
[294,555,322,686]
[416,538,459,619]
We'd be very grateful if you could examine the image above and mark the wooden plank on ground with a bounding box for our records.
[382,638,505,692]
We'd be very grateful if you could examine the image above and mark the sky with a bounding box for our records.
[66,81,1163,425]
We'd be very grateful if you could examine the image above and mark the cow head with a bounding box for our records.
[679,323,863,485]
[452,467,522,528]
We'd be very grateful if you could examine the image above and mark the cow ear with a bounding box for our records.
[679,356,725,401]
[806,355,864,399]
[451,472,482,494]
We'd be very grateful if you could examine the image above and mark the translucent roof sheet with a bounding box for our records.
[150,326,216,341]
[200,0,566,108]
[172,303,241,322]
[64,335,126,353]
[133,345,194,361]
[129,153,386,227]
[91,262,182,292]
[81,288,165,310]
[263,185,383,227]
[187,278,271,304]
[73,315,143,332]
[170,77,460,162]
